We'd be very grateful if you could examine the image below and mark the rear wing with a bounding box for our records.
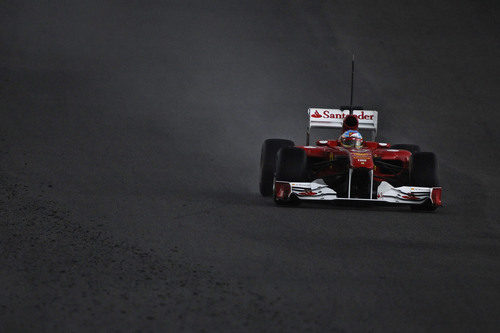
[306,108,378,144]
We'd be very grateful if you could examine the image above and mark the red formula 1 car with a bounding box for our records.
[259,108,442,211]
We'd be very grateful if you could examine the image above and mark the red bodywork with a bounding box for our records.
[299,140,411,184]
[299,114,411,186]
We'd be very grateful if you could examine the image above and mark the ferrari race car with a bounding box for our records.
[259,108,442,211]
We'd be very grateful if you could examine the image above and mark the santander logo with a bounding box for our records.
[310,109,374,120]
[311,110,322,118]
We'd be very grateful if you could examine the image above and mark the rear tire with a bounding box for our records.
[391,144,421,155]
[259,139,294,196]
[410,152,439,211]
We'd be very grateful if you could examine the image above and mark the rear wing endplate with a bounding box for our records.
[306,108,378,144]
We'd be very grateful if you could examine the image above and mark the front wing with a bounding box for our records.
[274,179,442,206]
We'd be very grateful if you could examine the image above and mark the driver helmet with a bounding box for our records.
[339,130,363,149]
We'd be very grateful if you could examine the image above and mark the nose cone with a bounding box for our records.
[349,149,374,169]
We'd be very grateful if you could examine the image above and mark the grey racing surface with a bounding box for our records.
[1,0,499,331]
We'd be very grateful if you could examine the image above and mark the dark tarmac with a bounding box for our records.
[1,0,499,331]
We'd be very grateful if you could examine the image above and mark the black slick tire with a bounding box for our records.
[275,147,308,182]
[410,152,439,211]
[273,147,308,206]
[259,139,294,196]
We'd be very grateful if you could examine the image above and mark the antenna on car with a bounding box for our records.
[349,54,355,115]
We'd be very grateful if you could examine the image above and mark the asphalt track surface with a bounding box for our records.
[1,0,499,331]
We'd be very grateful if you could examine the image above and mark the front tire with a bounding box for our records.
[410,152,438,187]
[275,147,308,182]
[410,152,439,211]
[273,147,308,206]
[259,139,294,196]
